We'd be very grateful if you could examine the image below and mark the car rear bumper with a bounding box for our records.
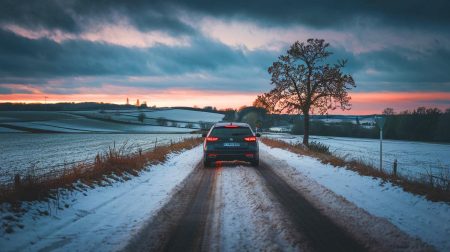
[204,150,258,162]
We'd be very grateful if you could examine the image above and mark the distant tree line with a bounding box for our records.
[291,107,450,143]
[291,120,378,138]
[382,107,450,142]
[0,103,225,113]
[229,105,450,143]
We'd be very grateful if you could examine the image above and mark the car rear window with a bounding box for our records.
[210,127,253,137]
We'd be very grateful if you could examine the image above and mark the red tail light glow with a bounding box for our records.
[224,125,239,128]
[206,137,219,142]
[244,136,257,142]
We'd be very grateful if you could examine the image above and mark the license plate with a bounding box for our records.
[224,142,240,147]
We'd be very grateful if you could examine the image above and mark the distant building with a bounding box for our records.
[126,97,129,105]
[136,99,140,107]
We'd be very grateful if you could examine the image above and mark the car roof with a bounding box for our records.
[214,122,250,127]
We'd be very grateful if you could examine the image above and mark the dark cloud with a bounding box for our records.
[1,25,450,93]
[0,28,263,77]
[0,0,80,32]
[0,86,13,94]
[2,0,450,35]
[338,46,450,92]
[0,1,449,95]
[0,29,149,77]
[0,0,195,36]
[0,28,272,91]
[0,86,33,94]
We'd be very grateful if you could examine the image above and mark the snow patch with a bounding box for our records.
[0,145,203,252]
[261,143,450,251]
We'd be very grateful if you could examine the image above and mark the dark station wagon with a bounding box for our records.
[202,122,260,167]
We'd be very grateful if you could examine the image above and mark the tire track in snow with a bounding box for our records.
[216,163,305,251]
[256,160,366,252]
[260,146,435,251]
[124,163,218,252]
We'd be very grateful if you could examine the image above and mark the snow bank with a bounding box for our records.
[261,143,450,251]
[265,133,450,180]
[0,146,203,252]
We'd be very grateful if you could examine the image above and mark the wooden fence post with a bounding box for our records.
[393,159,397,177]
[14,174,21,190]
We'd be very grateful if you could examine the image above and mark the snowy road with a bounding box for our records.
[1,143,444,251]
[124,154,433,251]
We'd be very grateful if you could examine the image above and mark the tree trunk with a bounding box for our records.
[303,112,310,146]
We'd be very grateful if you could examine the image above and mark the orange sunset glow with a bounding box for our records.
[1,90,449,114]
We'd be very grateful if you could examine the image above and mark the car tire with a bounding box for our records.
[251,158,259,167]
[203,158,211,168]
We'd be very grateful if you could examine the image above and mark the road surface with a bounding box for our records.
[124,153,432,252]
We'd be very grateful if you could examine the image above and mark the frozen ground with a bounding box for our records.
[0,108,224,133]
[0,146,203,252]
[0,133,198,183]
[266,133,450,180]
[261,143,450,251]
[217,165,301,251]
[72,108,224,125]
[1,143,446,251]
[129,109,224,123]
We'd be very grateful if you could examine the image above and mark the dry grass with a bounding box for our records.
[261,138,450,202]
[0,137,202,204]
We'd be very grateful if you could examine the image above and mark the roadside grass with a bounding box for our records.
[0,137,202,205]
[261,138,450,203]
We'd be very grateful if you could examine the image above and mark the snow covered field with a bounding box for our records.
[0,146,203,252]
[265,133,450,180]
[0,109,224,133]
[0,133,198,183]
[261,144,450,251]
[131,109,224,123]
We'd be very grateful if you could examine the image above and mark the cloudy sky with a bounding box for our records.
[0,0,449,114]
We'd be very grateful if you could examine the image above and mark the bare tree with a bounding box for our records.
[382,107,395,115]
[138,112,146,123]
[258,39,355,145]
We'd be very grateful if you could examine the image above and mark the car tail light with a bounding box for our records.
[245,153,254,158]
[206,137,219,142]
[244,136,257,142]
[225,125,239,128]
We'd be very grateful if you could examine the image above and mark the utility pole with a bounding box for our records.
[375,116,386,172]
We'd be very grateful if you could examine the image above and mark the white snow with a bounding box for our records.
[4,120,196,133]
[0,109,221,133]
[265,133,450,180]
[6,121,88,132]
[260,143,450,251]
[73,109,224,124]
[0,126,24,133]
[0,145,203,252]
[0,133,198,182]
[138,109,224,123]
[268,126,291,132]
[216,164,301,251]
